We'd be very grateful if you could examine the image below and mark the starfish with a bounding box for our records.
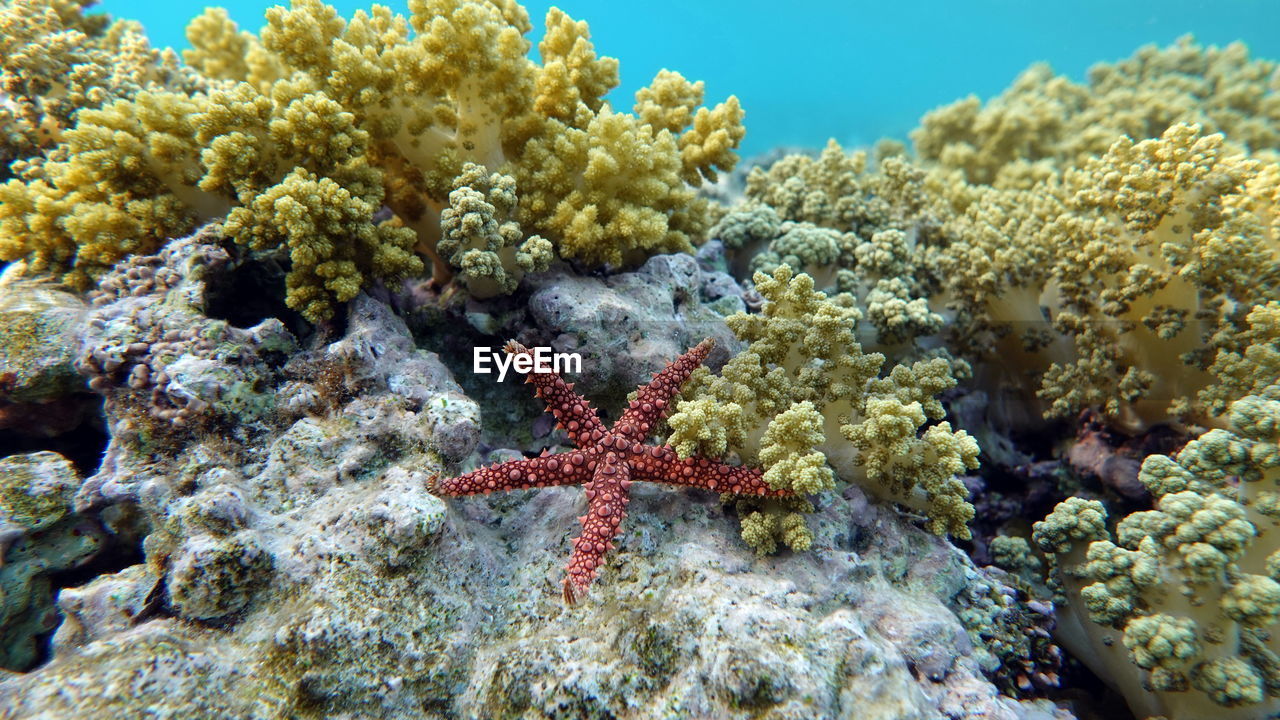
[430,338,791,604]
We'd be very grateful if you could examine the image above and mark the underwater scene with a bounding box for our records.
[1,0,1280,718]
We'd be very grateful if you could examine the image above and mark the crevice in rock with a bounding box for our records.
[20,511,148,673]
[0,394,108,478]
[204,255,308,337]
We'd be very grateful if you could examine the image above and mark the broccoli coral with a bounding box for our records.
[713,40,1277,432]
[438,162,552,297]
[726,114,1278,432]
[743,139,889,233]
[913,35,1280,186]
[665,265,979,550]
[1,0,745,321]
[716,143,943,350]
[0,0,204,180]
[944,123,1279,429]
[1034,388,1280,719]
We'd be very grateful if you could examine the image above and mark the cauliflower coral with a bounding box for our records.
[731,118,1279,432]
[1033,388,1280,719]
[718,37,1280,432]
[664,265,979,551]
[0,0,204,180]
[934,123,1280,430]
[714,142,944,350]
[913,35,1280,186]
[0,0,745,321]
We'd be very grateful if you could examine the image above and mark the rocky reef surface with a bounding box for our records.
[0,226,1065,719]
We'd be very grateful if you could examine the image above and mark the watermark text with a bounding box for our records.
[473,346,582,382]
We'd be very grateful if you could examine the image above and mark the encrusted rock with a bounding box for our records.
[165,531,272,621]
[0,452,106,670]
[0,270,87,404]
[77,227,296,430]
[345,467,448,567]
[50,565,160,654]
[524,252,745,403]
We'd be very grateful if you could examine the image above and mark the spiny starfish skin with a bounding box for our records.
[431,338,791,604]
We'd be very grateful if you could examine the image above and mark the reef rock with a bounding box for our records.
[0,451,107,671]
[0,271,87,404]
[0,268,95,437]
[1,456,1067,719]
[0,227,1064,719]
[523,252,746,404]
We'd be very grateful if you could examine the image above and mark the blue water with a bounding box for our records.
[98,0,1280,161]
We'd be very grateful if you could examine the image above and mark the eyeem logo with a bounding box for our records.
[473,346,582,382]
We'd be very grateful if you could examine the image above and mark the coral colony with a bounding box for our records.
[0,0,1278,718]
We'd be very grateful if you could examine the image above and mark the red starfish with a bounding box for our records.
[430,338,791,604]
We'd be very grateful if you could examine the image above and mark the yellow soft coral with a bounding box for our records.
[667,266,979,545]
[1,78,420,321]
[0,0,203,179]
[725,42,1278,435]
[914,36,1280,186]
[1032,125,1277,428]
[917,124,1279,430]
[720,142,944,349]
[4,0,746,320]
[533,7,617,123]
[183,7,285,92]
[635,70,745,185]
[518,108,700,267]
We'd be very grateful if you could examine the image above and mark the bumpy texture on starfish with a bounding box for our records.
[431,338,791,603]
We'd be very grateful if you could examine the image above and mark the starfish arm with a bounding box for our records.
[629,443,790,497]
[563,450,632,604]
[505,340,604,448]
[613,338,714,443]
[431,453,592,496]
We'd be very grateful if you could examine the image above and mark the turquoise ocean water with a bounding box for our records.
[96,0,1280,161]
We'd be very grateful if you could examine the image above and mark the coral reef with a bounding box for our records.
[63,226,481,622]
[713,40,1280,434]
[666,265,979,551]
[164,530,273,621]
[1,0,745,321]
[0,0,203,180]
[404,246,748,443]
[3,3,1278,717]
[721,143,948,355]
[1033,388,1280,719]
[0,225,1055,720]
[48,564,159,655]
